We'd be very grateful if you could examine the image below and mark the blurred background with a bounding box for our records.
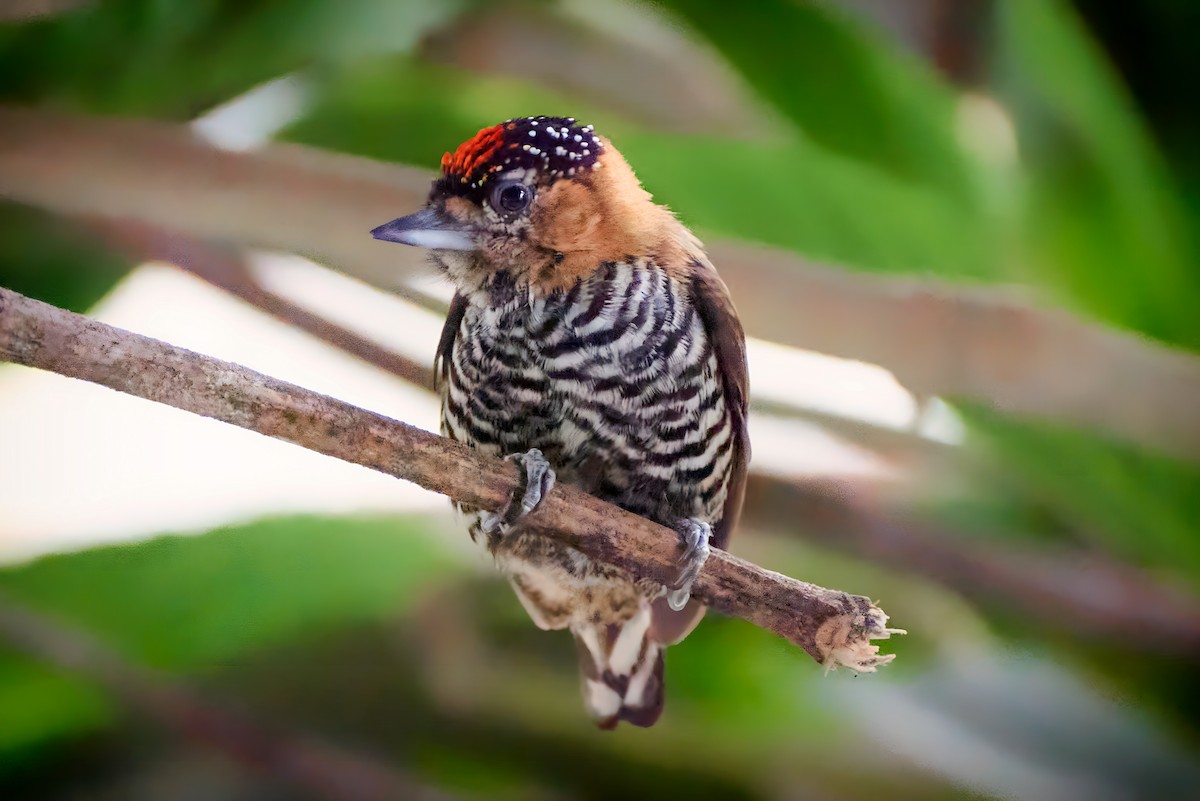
[1,1,1199,799]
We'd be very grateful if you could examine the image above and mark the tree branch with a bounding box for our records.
[86,223,1200,656]
[2,105,1198,460]
[0,286,901,670]
[743,476,1200,657]
[92,218,435,388]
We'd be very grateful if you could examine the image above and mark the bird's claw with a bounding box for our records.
[482,448,556,536]
[667,518,711,611]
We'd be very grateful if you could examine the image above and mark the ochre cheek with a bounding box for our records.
[525,149,701,291]
[532,181,602,253]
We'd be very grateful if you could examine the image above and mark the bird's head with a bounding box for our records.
[371,116,685,294]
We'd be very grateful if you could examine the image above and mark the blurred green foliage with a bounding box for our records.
[0,204,132,312]
[0,515,965,800]
[998,0,1199,349]
[0,515,458,756]
[0,0,457,116]
[652,0,977,202]
[965,406,1200,583]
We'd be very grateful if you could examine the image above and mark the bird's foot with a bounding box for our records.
[481,448,556,537]
[666,518,712,611]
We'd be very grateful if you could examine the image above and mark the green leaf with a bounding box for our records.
[620,133,993,277]
[998,0,1200,349]
[960,405,1200,584]
[649,0,977,201]
[0,514,461,756]
[0,0,456,116]
[0,202,133,313]
[1,515,459,668]
[0,657,111,759]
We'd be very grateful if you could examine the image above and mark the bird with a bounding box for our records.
[371,116,748,729]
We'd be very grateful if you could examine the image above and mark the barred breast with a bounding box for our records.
[436,257,745,728]
[440,260,735,545]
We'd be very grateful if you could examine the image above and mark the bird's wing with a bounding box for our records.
[434,292,469,395]
[651,256,750,645]
[689,258,750,551]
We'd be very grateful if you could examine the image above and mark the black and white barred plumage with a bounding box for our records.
[438,259,743,726]
[441,262,734,535]
[373,116,749,728]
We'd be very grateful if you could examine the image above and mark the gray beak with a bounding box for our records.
[370,207,476,251]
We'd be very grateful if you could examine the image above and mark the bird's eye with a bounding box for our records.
[491,181,533,214]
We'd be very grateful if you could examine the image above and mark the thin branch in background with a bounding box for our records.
[88,223,1200,658]
[2,106,1198,460]
[743,476,1200,658]
[203,269,437,389]
[0,594,457,801]
[0,0,92,22]
[0,286,903,670]
[93,219,435,389]
[418,2,771,137]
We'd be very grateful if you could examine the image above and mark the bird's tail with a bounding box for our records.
[572,604,664,729]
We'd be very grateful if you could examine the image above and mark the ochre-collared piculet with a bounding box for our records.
[372,116,749,729]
